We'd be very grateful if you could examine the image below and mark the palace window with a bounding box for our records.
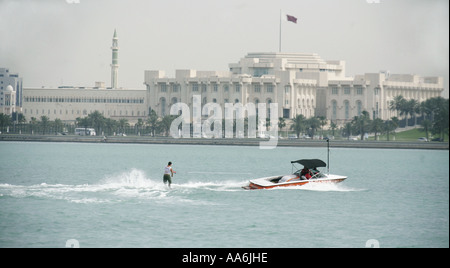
[332,87,339,95]
[343,86,351,95]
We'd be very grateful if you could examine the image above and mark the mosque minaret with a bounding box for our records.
[110,29,119,89]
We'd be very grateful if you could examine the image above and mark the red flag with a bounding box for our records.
[286,14,297,23]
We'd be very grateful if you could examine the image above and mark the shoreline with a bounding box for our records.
[1,134,448,150]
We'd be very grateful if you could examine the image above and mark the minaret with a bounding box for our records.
[111,29,119,89]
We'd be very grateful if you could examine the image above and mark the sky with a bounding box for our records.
[0,0,448,98]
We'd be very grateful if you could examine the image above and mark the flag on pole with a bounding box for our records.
[286,14,297,24]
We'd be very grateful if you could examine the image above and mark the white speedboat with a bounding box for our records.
[242,140,347,190]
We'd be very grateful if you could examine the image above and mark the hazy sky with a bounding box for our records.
[1,0,448,97]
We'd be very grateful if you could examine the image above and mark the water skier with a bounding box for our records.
[163,162,176,188]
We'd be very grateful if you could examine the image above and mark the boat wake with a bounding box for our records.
[271,181,362,192]
[0,169,246,204]
[0,169,361,205]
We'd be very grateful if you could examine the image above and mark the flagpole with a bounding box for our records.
[279,10,282,52]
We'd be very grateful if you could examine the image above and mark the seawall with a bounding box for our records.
[1,134,448,150]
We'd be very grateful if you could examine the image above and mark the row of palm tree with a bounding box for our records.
[286,115,327,139]
[389,96,447,126]
[75,110,177,136]
[390,96,448,141]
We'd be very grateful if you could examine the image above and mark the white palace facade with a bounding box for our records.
[145,52,444,125]
[18,52,444,126]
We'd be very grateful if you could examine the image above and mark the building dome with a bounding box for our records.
[5,85,14,91]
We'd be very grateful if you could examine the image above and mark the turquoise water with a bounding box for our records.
[0,142,448,248]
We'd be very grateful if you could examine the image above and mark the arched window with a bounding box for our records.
[332,100,337,121]
[357,101,362,116]
[344,100,350,120]
[160,97,166,116]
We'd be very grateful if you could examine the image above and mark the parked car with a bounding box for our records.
[417,137,428,142]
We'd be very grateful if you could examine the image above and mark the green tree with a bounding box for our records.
[53,118,64,134]
[40,116,50,135]
[290,114,306,138]
[87,111,105,136]
[432,98,449,141]
[420,119,432,141]
[352,111,371,140]
[0,113,11,133]
[385,117,399,141]
[318,116,327,137]
[404,99,419,127]
[29,117,38,135]
[329,121,337,138]
[389,95,407,127]
[278,117,286,133]
[76,117,90,135]
[305,117,321,138]
[370,118,384,140]
[146,109,158,137]
[136,118,145,135]
[158,115,177,136]
[343,122,352,140]
[104,118,117,136]
[118,118,129,134]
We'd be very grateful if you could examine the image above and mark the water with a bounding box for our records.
[0,142,448,248]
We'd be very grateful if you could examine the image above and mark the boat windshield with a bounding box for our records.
[294,168,325,179]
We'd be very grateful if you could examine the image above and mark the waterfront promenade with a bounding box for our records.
[1,134,448,150]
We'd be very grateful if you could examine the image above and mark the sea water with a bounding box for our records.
[0,142,448,248]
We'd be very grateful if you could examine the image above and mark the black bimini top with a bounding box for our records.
[291,159,326,169]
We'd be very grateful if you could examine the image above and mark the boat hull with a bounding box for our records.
[243,175,347,190]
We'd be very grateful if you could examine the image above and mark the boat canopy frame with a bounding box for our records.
[291,159,326,169]
[290,159,328,179]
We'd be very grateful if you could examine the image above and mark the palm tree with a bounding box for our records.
[306,117,321,138]
[432,98,449,141]
[159,115,177,136]
[104,118,117,136]
[318,116,327,137]
[370,118,384,140]
[290,114,306,138]
[136,118,145,135]
[420,119,432,141]
[330,121,337,138]
[385,117,399,141]
[389,95,405,114]
[278,117,286,134]
[390,95,407,127]
[87,111,105,136]
[343,122,352,140]
[40,116,50,135]
[29,117,38,135]
[118,118,129,135]
[404,99,419,127]
[0,113,11,133]
[53,118,64,134]
[352,111,371,140]
[146,109,158,137]
[76,117,90,135]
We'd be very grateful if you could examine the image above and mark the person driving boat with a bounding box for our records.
[300,167,312,180]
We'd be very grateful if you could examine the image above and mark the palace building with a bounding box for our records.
[21,30,147,124]
[0,68,23,116]
[13,30,444,127]
[145,52,444,125]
